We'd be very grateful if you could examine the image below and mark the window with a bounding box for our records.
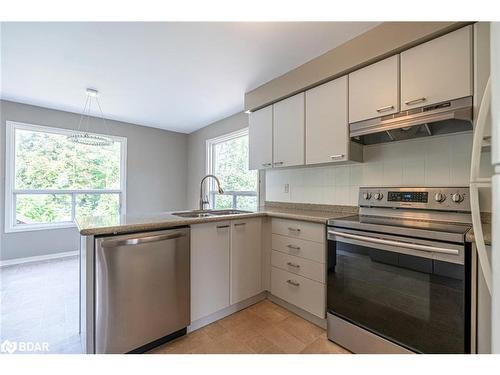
[206,128,258,211]
[5,121,127,232]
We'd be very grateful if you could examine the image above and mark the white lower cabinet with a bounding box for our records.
[271,250,325,283]
[230,218,262,304]
[271,267,325,318]
[270,218,326,318]
[190,221,231,321]
[191,218,263,322]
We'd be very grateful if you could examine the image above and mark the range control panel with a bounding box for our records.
[387,191,428,203]
[359,187,471,212]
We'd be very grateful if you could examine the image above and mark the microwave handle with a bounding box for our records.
[328,230,459,256]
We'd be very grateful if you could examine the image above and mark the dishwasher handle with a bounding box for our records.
[101,231,186,248]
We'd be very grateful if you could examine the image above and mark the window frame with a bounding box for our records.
[205,127,258,211]
[5,121,127,233]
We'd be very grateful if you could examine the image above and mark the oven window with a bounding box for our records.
[327,241,471,353]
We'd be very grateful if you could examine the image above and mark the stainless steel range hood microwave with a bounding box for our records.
[350,96,473,145]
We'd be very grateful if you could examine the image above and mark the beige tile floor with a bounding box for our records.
[149,300,350,354]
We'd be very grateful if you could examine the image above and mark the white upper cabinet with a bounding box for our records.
[349,55,399,123]
[400,25,472,110]
[305,76,349,164]
[249,105,273,170]
[273,93,305,168]
[230,218,262,305]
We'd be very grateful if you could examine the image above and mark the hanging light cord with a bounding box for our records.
[68,89,113,147]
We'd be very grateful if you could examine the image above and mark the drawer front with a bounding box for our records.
[272,234,325,263]
[271,218,325,243]
[271,250,325,283]
[271,267,325,318]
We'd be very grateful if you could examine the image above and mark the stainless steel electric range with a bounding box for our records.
[327,187,475,354]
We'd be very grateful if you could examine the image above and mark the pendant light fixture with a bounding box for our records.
[68,88,113,146]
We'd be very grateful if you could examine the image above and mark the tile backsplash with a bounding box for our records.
[265,133,493,210]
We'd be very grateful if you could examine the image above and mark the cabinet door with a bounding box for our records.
[401,26,472,110]
[249,105,273,170]
[349,55,399,123]
[230,218,262,304]
[273,93,305,167]
[305,76,348,164]
[191,222,230,321]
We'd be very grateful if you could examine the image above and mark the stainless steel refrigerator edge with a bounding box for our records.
[94,228,190,354]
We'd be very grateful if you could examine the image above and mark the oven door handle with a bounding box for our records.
[328,230,460,255]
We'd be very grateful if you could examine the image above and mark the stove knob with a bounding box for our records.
[363,192,372,200]
[374,192,384,200]
[434,193,446,203]
[451,193,464,203]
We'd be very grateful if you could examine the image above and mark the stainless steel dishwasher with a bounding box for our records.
[95,227,190,354]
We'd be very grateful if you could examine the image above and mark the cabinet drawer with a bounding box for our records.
[271,218,325,243]
[272,234,325,263]
[271,267,325,318]
[271,250,325,283]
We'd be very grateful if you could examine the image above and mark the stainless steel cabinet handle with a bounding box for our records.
[274,161,284,166]
[404,97,426,106]
[376,105,394,113]
[262,162,272,167]
[287,227,301,232]
[234,223,246,226]
[287,244,301,250]
[286,262,300,268]
[328,230,459,255]
[216,224,230,229]
[286,279,300,287]
[101,232,186,247]
[330,154,345,160]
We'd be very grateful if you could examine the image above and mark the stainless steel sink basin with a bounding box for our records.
[172,209,251,218]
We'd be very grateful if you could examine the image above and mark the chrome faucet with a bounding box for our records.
[199,174,224,210]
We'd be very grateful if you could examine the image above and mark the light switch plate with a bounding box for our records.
[284,183,289,193]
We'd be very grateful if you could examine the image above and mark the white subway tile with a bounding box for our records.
[334,166,350,186]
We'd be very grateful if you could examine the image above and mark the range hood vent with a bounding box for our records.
[350,96,473,145]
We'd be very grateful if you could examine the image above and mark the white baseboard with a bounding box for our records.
[0,250,78,267]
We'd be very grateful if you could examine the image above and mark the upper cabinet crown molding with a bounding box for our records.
[349,55,400,123]
[272,93,305,168]
[400,25,472,110]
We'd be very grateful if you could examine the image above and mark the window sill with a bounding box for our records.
[5,222,77,234]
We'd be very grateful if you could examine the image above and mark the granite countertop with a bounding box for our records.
[76,202,358,236]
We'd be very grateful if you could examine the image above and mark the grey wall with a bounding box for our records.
[0,100,188,261]
[186,111,248,209]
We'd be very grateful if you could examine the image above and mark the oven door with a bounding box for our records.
[327,227,471,354]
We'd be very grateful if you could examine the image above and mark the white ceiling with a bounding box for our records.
[1,22,379,133]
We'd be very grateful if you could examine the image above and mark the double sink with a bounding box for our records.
[172,209,252,218]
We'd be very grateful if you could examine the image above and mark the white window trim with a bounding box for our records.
[5,121,127,233]
[205,127,259,210]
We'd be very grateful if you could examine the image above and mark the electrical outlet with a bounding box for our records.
[284,183,289,193]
